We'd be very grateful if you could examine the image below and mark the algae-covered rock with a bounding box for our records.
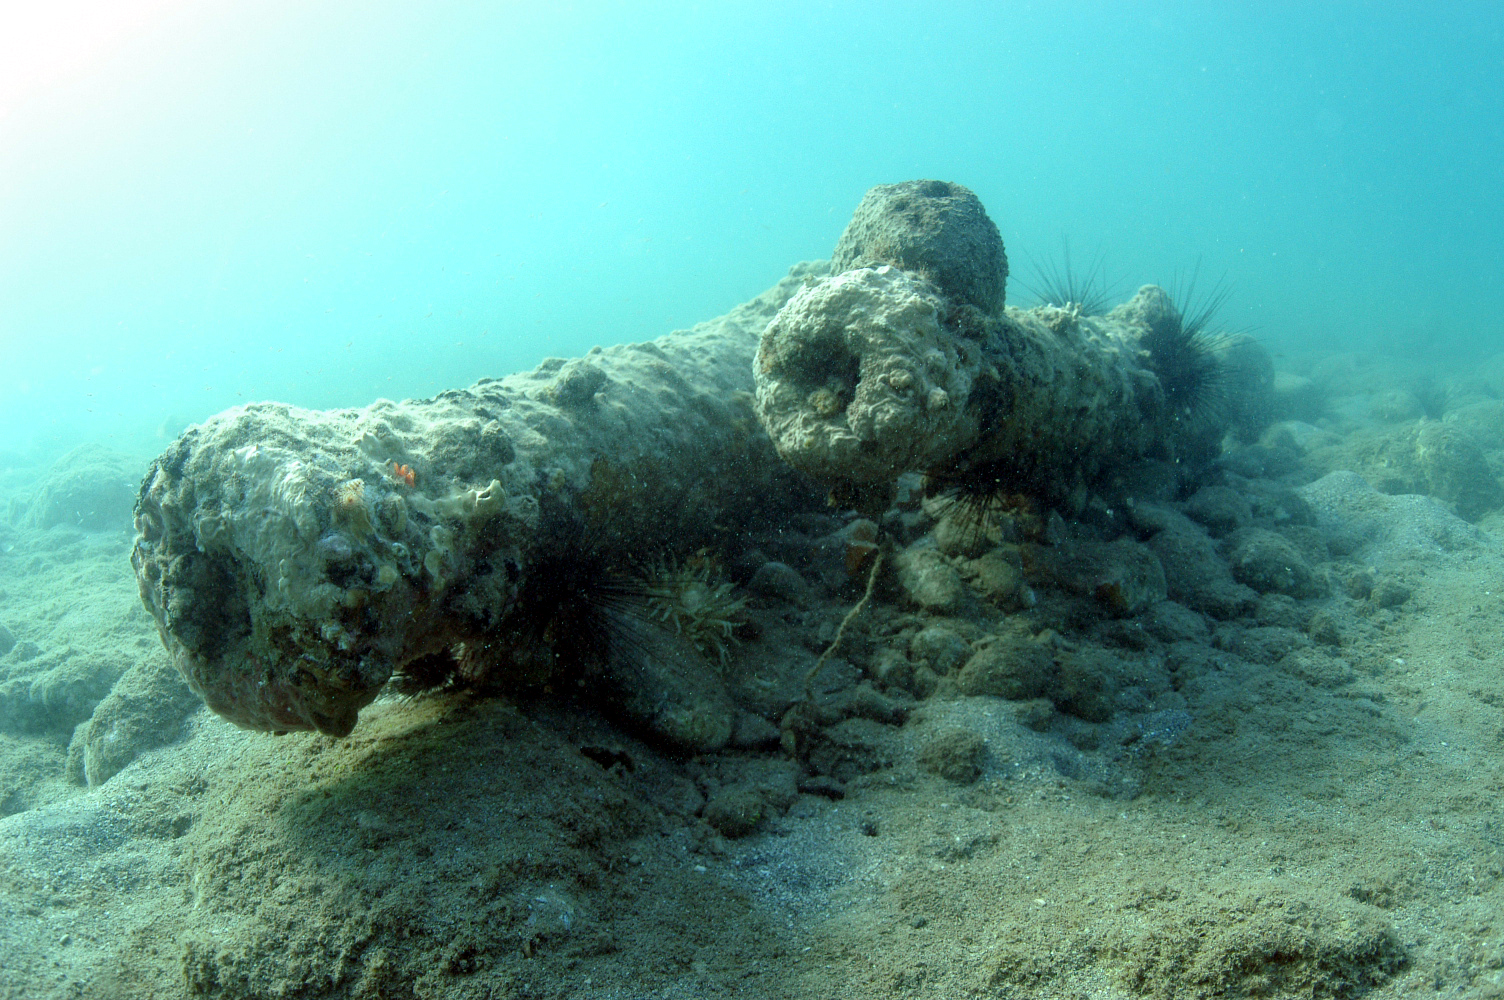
[894,546,967,613]
[700,759,799,838]
[1053,647,1121,723]
[1225,527,1324,598]
[917,726,987,784]
[0,646,126,735]
[0,733,71,816]
[1115,883,1405,999]
[1443,397,1504,452]
[1305,420,1504,521]
[20,444,140,532]
[1033,535,1167,616]
[1271,371,1326,422]
[701,786,766,837]
[601,629,737,752]
[66,655,200,786]
[1142,600,1210,644]
[1413,420,1504,519]
[1184,485,1252,538]
[908,624,970,675]
[956,636,1054,701]
[1139,504,1258,619]
[1217,332,1277,443]
[746,560,810,604]
[963,545,1033,610]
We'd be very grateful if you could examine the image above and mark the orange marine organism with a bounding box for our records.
[389,461,416,488]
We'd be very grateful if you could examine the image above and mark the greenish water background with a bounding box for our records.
[1,0,1499,458]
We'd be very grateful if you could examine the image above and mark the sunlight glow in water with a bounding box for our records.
[0,0,183,121]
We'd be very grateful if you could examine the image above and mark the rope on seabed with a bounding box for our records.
[802,544,886,700]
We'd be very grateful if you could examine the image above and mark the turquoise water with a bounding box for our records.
[1,1,1500,459]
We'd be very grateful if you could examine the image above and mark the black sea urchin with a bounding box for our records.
[1143,267,1234,430]
[1021,239,1115,316]
[389,531,655,698]
[922,457,1039,552]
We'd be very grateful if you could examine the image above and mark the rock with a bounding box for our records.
[1011,698,1054,731]
[1217,440,1304,479]
[1217,333,1277,442]
[1116,885,1405,998]
[1218,625,1308,665]
[0,649,126,736]
[1142,601,1210,644]
[956,636,1055,700]
[917,727,987,784]
[964,546,1033,610]
[830,179,1008,314]
[1033,534,1166,615]
[831,682,908,725]
[1141,505,1258,619]
[1304,422,1504,522]
[66,656,200,786]
[1271,372,1325,422]
[1163,641,1224,681]
[1092,539,1167,616]
[1184,486,1252,537]
[0,622,13,657]
[1371,389,1424,422]
[701,787,767,838]
[729,712,781,749]
[606,630,738,753]
[870,649,916,691]
[1114,459,1183,505]
[1308,606,1379,648]
[1297,470,1486,565]
[1253,593,1306,629]
[908,625,970,674]
[933,507,995,558]
[746,561,809,604]
[1275,524,1329,566]
[1443,398,1504,451]
[0,734,70,817]
[1370,577,1412,609]
[1224,528,1323,598]
[21,444,141,532]
[797,774,846,800]
[1277,648,1357,688]
[1053,647,1120,722]
[1412,421,1504,520]
[701,760,799,838]
[895,547,967,613]
[801,717,897,783]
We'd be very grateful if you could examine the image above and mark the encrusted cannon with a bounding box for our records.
[132,271,818,741]
[752,179,1259,509]
[133,179,1263,745]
